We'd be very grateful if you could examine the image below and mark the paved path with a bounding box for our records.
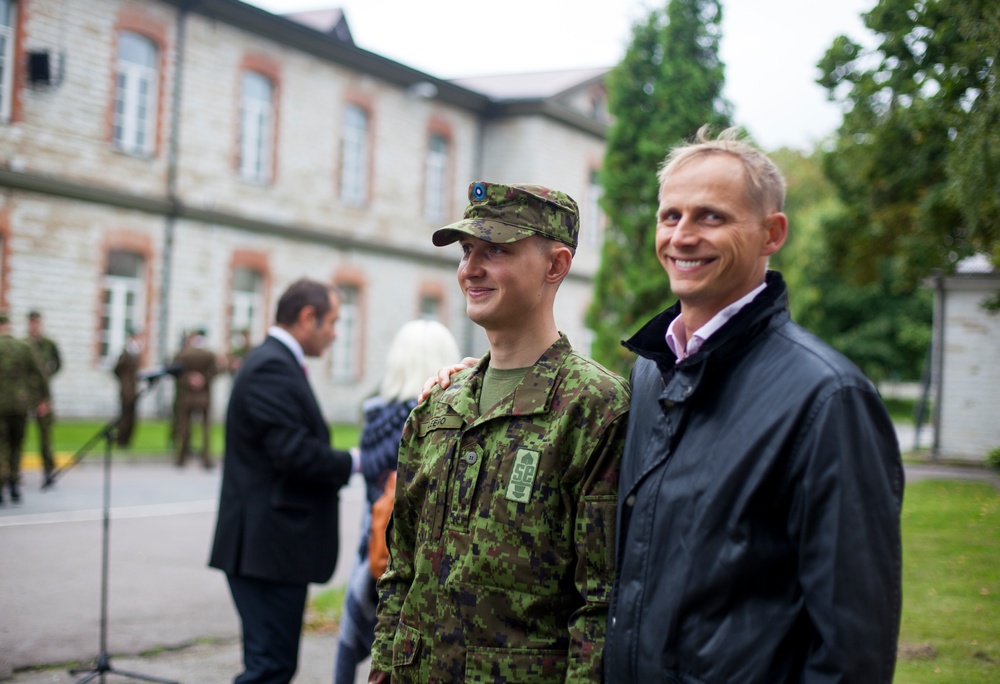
[1,445,996,683]
[0,460,368,683]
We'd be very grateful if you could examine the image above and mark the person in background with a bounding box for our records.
[113,329,143,448]
[333,318,460,684]
[25,310,60,486]
[173,328,219,468]
[370,182,629,682]
[603,126,903,682]
[209,278,359,684]
[0,311,49,504]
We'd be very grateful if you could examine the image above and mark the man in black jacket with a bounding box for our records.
[604,127,903,682]
[209,278,357,684]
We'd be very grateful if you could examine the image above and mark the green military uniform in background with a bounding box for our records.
[26,312,61,483]
[113,335,141,447]
[371,335,629,682]
[173,335,219,468]
[0,313,50,503]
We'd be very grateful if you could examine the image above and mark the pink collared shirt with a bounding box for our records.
[666,282,768,363]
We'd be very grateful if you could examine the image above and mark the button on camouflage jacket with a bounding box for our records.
[372,335,629,683]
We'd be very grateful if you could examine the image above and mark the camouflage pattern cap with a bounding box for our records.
[432,182,579,249]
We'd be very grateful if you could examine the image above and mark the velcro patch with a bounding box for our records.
[505,449,540,503]
[416,414,464,438]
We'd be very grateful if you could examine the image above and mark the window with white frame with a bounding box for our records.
[230,266,263,348]
[239,71,274,183]
[340,104,369,205]
[100,251,145,363]
[584,169,605,249]
[419,294,441,321]
[424,133,449,223]
[113,31,158,155]
[330,284,359,382]
[0,0,15,122]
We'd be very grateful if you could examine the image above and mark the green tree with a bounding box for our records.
[587,0,730,374]
[768,148,931,383]
[817,0,1000,290]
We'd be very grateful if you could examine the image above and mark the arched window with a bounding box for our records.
[101,250,145,362]
[113,31,158,155]
[239,71,275,182]
[340,104,369,205]
[424,133,450,222]
[331,283,361,382]
[230,265,264,346]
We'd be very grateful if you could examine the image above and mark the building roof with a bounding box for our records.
[281,8,353,44]
[956,253,998,275]
[450,67,610,101]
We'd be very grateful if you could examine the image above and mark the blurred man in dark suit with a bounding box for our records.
[209,278,357,684]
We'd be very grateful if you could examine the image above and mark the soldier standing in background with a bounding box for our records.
[0,311,50,504]
[173,328,219,468]
[113,329,142,448]
[370,183,630,682]
[25,310,60,486]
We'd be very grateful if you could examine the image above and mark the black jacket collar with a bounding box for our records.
[622,271,790,375]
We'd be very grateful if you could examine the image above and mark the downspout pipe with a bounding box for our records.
[158,2,193,414]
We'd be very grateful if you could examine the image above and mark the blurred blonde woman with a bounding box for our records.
[334,319,460,684]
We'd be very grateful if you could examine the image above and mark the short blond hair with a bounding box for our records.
[379,319,461,402]
[658,125,786,215]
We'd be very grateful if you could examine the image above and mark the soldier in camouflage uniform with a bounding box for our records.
[0,311,50,504]
[370,183,629,683]
[26,310,61,485]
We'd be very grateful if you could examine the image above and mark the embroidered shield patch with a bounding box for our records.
[505,449,539,503]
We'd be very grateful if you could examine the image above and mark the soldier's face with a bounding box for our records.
[457,235,551,332]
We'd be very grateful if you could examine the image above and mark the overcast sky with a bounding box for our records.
[247,0,877,151]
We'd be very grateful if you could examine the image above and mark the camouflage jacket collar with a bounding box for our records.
[438,333,572,428]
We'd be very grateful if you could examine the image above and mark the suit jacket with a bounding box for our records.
[209,335,353,585]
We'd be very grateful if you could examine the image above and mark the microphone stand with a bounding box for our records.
[46,376,178,684]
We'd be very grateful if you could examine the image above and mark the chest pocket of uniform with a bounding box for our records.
[446,446,483,531]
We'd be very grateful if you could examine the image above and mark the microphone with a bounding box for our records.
[138,363,184,382]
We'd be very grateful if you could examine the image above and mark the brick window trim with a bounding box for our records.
[226,249,271,353]
[422,115,455,223]
[97,231,156,366]
[235,53,282,183]
[332,266,367,382]
[417,280,447,325]
[337,91,376,206]
[0,211,9,310]
[107,8,170,157]
[4,0,28,122]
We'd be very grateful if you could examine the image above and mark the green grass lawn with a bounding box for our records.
[895,480,1000,682]
[306,479,1000,681]
[22,418,361,462]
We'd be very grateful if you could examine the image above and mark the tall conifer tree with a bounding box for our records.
[587,0,730,374]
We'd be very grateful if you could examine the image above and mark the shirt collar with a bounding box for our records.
[666,281,768,363]
[268,325,306,368]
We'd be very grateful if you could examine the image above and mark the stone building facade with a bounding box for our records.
[0,0,611,422]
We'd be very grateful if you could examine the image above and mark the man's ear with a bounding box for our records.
[762,212,788,257]
[545,245,573,284]
[298,305,318,329]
